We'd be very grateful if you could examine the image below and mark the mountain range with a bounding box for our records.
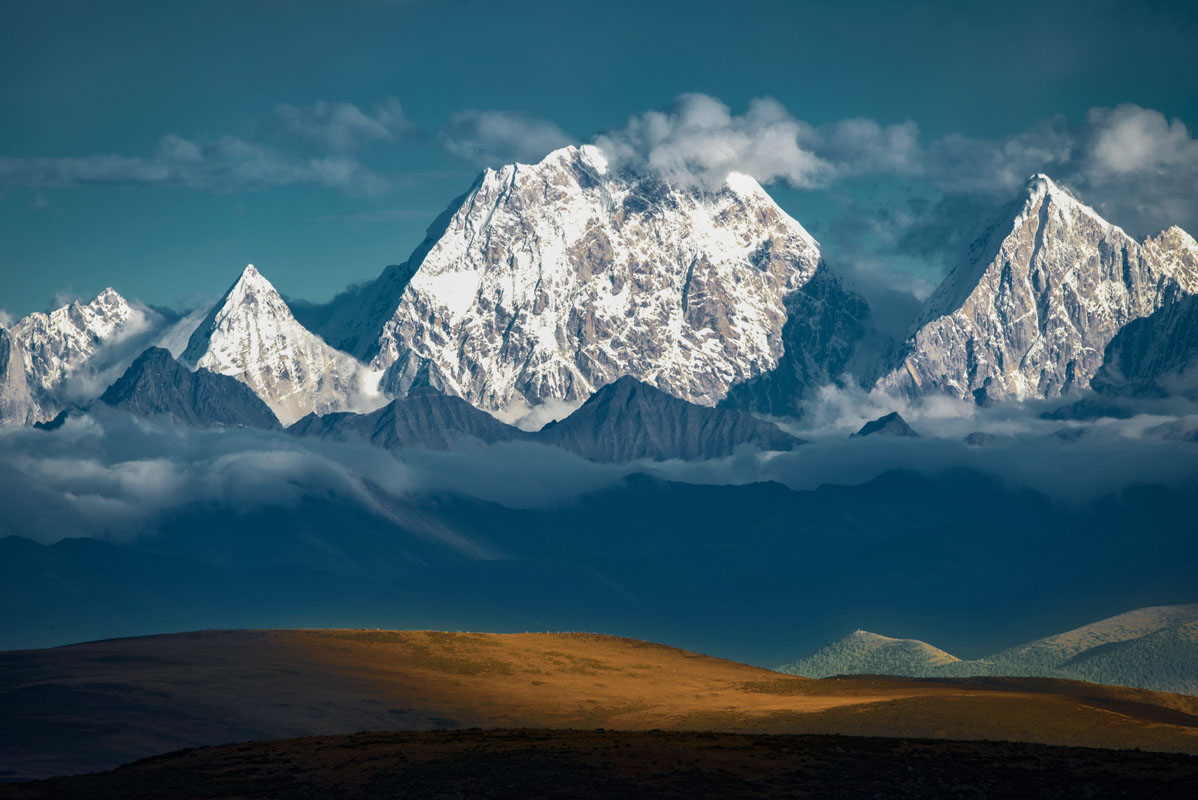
[3,148,1197,435]
[778,605,1198,695]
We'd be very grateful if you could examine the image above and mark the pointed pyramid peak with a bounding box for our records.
[220,263,285,306]
[232,263,273,288]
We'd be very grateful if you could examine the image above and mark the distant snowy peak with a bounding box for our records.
[371,144,825,414]
[10,287,159,422]
[182,265,384,425]
[879,174,1198,402]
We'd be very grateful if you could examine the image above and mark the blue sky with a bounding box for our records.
[2,0,1196,320]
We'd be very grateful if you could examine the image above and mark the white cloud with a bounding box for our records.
[276,97,416,152]
[0,309,13,328]
[595,94,830,189]
[439,109,574,167]
[1086,104,1198,177]
[0,134,388,196]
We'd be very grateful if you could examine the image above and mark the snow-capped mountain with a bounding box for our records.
[878,175,1198,403]
[362,144,830,417]
[181,265,386,425]
[8,287,164,422]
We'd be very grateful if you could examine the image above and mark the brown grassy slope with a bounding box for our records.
[2,629,1197,782]
[5,729,1198,800]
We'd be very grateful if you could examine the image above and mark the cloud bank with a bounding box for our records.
[2,391,1197,547]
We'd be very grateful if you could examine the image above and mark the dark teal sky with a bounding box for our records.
[2,0,1196,319]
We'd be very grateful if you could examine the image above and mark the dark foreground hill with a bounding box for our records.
[2,629,1198,783]
[5,729,1198,800]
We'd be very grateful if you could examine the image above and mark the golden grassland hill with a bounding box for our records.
[2,629,1198,782]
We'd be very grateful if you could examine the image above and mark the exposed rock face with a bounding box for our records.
[0,328,34,426]
[298,196,470,362]
[289,391,524,451]
[722,263,883,416]
[370,145,827,415]
[878,176,1198,403]
[100,347,280,429]
[536,376,803,461]
[851,412,918,438]
[182,265,386,425]
[10,288,158,422]
[1089,292,1198,399]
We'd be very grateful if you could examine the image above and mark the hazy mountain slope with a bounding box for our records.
[99,347,281,429]
[292,378,801,461]
[370,145,847,415]
[722,262,884,415]
[878,176,1198,402]
[2,457,1195,671]
[289,390,525,451]
[0,535,405,653]
[181,265,385,425]
[1089,291,1198,399]
[536,376,802,461]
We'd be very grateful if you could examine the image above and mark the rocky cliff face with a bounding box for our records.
[9,288,159,422]
[368,145,829,416]
[0,328,34,426]
[182,265,386,425]
[878,176,1198,403]
[1089,291,1198,399]
[101,347,281,429]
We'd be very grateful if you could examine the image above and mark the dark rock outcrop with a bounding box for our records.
[100,347,280,429]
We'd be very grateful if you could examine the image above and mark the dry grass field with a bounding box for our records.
[2,628,1197,784]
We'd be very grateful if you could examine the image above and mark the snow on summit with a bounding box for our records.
[182,264,385,425]
[369,144,826,416]
[878,174,1198,403]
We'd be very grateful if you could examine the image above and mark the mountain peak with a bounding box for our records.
[851,411,918,438]
[182,265,384,425]
[370,143,829,415]
[878,170,1196,402]
[9,286,152,423]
